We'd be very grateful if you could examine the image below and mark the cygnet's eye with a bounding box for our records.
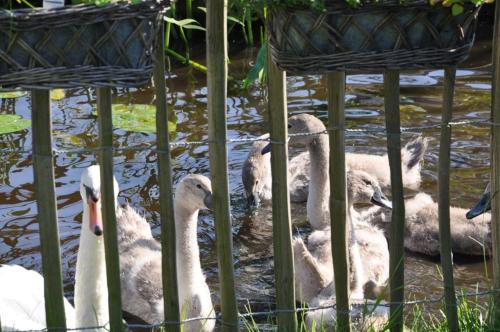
[288,124,292,129]
[363,179,372,186]
[196,184,202,189]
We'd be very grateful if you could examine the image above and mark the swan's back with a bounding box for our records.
[0,265,75,331]
[117,205,154,247]
[116,206,164,323]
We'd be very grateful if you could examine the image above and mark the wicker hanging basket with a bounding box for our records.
[268,0,480,73]
[0,0,165,89]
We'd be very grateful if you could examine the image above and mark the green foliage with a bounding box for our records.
[110,104,176,134]
[242,42,267,89]
[50,89,65,101]
[0,91,27,99]
[0,114,31,134]
[239,294,496,331]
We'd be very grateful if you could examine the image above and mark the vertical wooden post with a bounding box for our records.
[31,90,67,330]
[438,67,458,332]
[206,1,239,331]
[327,72,350,331]
[154,20,181,332]
[384,70,405,332]
[96,87,123,332]
[267,42,297,331]
[490,2,500,328]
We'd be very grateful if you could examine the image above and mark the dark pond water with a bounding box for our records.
[0,37,495,326]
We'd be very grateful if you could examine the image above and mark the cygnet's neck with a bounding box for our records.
[307,134,331,230]
[174,199,204,297]
[346,205,365,299]
[74,208,109,330]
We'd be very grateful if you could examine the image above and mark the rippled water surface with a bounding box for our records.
[0,38,495,325]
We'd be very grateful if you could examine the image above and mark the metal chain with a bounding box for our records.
[12,288,500,332]
[0,119,493,156]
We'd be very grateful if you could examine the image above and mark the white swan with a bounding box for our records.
[0,165,112,331]
[362,192,491,257]
[117,174,215,332]
[242,132,427,207]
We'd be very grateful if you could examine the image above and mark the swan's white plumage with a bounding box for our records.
[0,165,111,331]
[0,265,75,331]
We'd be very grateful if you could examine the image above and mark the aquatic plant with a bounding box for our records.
[0,114,31,135]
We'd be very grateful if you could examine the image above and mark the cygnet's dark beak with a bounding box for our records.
[371,189,392,209]
[204,193,213,210]
[261,143,271,155]
[246,192,261,209]
[466,192,491,220]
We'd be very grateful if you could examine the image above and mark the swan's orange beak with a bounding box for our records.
[88,199,103,236]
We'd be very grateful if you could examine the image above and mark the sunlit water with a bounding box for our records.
[0,37,495,327]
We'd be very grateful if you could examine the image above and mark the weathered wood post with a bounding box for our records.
[153,20,181,332]
[384,70,405,332]
[206,1,239,331]
[31,90,67,330]
[327,72,350,331]
[96,87,123,331]
[438,67,458,331]
[267,42,297,331]
[490,2,500,328]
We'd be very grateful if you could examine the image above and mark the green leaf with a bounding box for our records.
[0,91,27,99]
[198,6,244,27]
[242,43,267,89]
[452,3,464,15]
[182,24,206,31]
[110,104,176,134]
[227,15,245,26]
[50,89,65,101]
[164,17,201,28]
[0,114,31,135]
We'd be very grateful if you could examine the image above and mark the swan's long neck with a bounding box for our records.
[175,202,204,302]
[307,134,330,230]
[347,204,365,299]
[74,207,109,330]
[306,133,365,296]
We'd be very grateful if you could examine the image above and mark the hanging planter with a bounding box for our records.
[268,0,481,73]
[0,0,165,89]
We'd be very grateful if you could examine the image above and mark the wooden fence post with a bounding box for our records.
[384,70,405,332]
[490,1,500,328]
[31,90,67,330]
[206,1,239,331]
[327,72,350,331]
[267,40,297,332]
[96,87,123,331]
[438,67,458,332]
[153,20,181,332]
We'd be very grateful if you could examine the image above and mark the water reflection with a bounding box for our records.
[0,39,494,321]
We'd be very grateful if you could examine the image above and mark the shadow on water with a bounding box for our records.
[0,36,496,325]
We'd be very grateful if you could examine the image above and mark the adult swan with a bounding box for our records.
[0,166,113,331]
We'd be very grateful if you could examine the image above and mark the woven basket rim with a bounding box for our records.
[271,0,477,11]
[0,0,166,19]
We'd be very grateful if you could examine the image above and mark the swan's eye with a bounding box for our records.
[255,180,259,185]
[196,184,202,189]
[288,124,292,129]
[363,179,372,186]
